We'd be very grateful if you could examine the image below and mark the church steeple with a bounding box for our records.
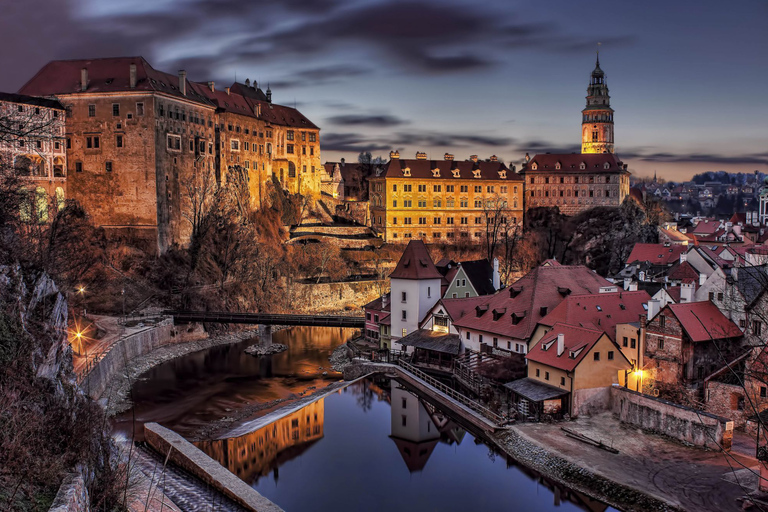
[581,52,614,154]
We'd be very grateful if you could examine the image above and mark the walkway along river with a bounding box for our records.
[114,326,620,511]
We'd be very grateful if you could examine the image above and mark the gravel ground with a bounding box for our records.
[102,330,259,416]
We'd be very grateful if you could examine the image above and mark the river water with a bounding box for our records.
[115,326,617,512]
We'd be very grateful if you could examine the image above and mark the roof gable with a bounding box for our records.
[526,323,605,372]
[390,240,442,280]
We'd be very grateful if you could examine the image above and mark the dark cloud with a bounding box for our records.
[627,152,768,166]
[516,140,581,154]
[269,65,370,89]
[320,132,392,153]
[327,114,409,127]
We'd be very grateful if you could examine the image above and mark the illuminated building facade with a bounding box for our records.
[581,54,614,154]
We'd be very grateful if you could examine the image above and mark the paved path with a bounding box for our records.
[517,413,758,512]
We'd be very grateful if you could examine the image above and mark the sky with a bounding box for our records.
[1,0,766,182]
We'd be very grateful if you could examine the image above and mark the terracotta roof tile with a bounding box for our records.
[523,153,628,174]
[626,243,686,266]
[526,323,605,372]
[389,240,442,280]
[380,158,522,182]
[665,301,742,342]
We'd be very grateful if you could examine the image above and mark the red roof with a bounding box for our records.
[19,56,215,107]
[526,323,605,372]
[538,290,651,341]
[665,302,742,342]
[389,240,442,280]
[667,261,700,284]
[452,263,611,341]
[380,158,521,182]
[691,219,721,235]
[437,296,489,321]
[523,153,628,175]
[626,243,686,266]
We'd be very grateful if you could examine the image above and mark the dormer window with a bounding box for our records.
[509,286,523,298]
[604,162,611,170]
[580,162,586,170]
[492,308,506,321]
[475,305,489,317]
[473,169,481,178]
[555,162,561,170]
[499,170,507,179]
[452,169,460,178]
[531,163,538,170]
[432,168,440,177]
[403,167,411,176]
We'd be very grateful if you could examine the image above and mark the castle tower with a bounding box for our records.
[581,54,614,154]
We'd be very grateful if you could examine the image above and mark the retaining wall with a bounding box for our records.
[610,385,732,450]
[80,320,205,400]
[144,423,283,512]
[294,280,386,313]
[48,471,89,512]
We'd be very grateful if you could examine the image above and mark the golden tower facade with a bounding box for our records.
[581,55,614,154]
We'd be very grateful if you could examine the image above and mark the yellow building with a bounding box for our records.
[369,152,524,243]
[506,323,631,418]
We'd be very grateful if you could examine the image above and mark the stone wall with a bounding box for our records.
[611,385,732,450]
[80,320,205,399]
[573,387,613,417]
[48,471,89,512]
[293,280,386,313]
[144,423,283,512]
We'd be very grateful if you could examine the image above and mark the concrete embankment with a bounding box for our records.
[144,423,283,512]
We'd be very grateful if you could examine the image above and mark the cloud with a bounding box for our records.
[269,65,370,89]
[320,132,392,153]
[327,114,409,127]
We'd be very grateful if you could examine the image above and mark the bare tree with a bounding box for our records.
[181,164,219,244]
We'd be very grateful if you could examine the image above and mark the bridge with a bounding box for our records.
[164,310,365,328]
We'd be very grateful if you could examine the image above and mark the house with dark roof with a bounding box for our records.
[506,322,632,419]
[437,258,499,299]
[368,152,524,244]
[645,301,745,387]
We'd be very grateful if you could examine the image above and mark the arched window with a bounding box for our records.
[55,187,65,211]
[288,162,296,178]
[35,187,48,223]
[53,157,65,178]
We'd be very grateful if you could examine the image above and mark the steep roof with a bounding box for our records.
[436,296,489,321]
[626,243,686,266]
[19,56,215,107]
[666,302,742,342]
[526,323,605,372]
[452,264,612,340]
[458,259,496,295]
[379,158,521,182]
[668,261,700,284]
[389,240,442,280]
[0,91,64,110]
[523,153,628,175]
[538,290,651,341]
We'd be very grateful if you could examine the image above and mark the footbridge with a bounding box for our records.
[164,310,365,328]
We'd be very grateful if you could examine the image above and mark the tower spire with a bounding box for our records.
[581,51,614,154]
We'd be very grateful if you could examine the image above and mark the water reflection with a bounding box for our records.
[197,399,325,484]
[112,326,354,439]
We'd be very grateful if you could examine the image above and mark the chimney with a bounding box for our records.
[680,252,687,263]
[80,68,88,92]
[225,87,230,96]
[647,299,660,321]
[389,150,400,159]
[416,151,427,160]
[382,294,388,308]
[628,281,638,291]
[557,333,564,356]
[525,153,530,163]
[207,81,215,92]
[178,70,187,96]
[469,155,478,163]
[129,64,137,89]
[492,257,500,290]
[245,78,250,87]
[490,155,498,162]
[444,153,454,161]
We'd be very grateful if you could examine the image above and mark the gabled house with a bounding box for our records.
[645,301,744,387]
[451,261,612,356]
[437,258,499,299]
[704,347,768,429]
[506,323,632,419]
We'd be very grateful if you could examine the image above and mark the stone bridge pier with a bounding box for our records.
[259,324,272,346]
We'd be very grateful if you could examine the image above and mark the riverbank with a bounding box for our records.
[102,329,260,416]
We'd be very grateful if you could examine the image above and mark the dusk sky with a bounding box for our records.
[2,0,766,181]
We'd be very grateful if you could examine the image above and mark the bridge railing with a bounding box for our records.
[398,359,505,426]
[164,310,365,327]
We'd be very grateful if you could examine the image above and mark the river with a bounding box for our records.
[115,326,618,511]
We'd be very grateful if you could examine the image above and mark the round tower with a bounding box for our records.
[581,54,614,154]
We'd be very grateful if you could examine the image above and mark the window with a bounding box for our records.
[658,338,665,350]
[231,140,240,151]
[418,200,426,208]
[631,338,636,349]
[561,377,566,386]
[446,217,454,225]
[434,184,442,192]
[66,138,71,149]
[608,351,614,360]
[446,185,454,192]
[593,352,600,361]
[754,320,763,336]
[88,104,95,117]
[460,185,468,193]
[536,368,540,377]
[86,136,100,149]
[105,161,113,172]
[401,292,407,302]
[75,161,82,173]
[402,415,407,427]
[136,102,144,116]
[623,336,628,347]
[717,292,724,301]
[116,135,123,148]
[401,310,407,320]
[545,371,550,381]
[309,133,316,142]
[761,387,767,398]
[659,315,666,328]
[287,144,294,154]
[418,217,426,225]
[392,184,397,192]
[112,104,120,116]
[167,134,181,151]
[427,286,431,298]
[287,130,294,141]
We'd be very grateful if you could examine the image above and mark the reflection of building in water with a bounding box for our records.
[389,382,465,472]
[197,398,324,484]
